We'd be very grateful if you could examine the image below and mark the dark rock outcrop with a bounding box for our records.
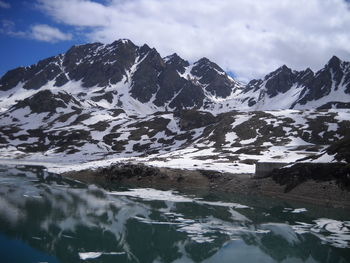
[99,163,162,180]
[270,163,350,193]
[130,45,165,103]
[191,57,238,98]
[264,65,295,97]
[64,40,138,88]
[327,136,350,163]
[175,109,216,130]
[13,90,81,113]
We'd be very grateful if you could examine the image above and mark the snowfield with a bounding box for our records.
[1,108,349,174]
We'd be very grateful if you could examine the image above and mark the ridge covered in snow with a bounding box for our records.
[0,39,350,172]
[1,39,349,115]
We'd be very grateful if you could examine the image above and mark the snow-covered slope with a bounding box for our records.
[1,96,349,173]
[1,39,350,173]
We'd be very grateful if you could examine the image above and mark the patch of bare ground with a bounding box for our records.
[62,162,350,209]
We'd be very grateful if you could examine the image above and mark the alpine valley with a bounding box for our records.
[0,39,350,174]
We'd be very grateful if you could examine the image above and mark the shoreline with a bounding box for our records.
[1,159,349,209]
[62,162,350,209]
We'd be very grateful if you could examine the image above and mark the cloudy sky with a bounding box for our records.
[1,0,350,81]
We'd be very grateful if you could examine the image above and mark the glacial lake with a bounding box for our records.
[0,165,349,263]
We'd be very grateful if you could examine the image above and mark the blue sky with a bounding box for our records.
[0,0,79,76]
[1,0,350,81]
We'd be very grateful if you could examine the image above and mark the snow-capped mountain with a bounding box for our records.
[0,39,242,114]
[236,56,350,110]
[0,39,349,173]
[1,39,349,114]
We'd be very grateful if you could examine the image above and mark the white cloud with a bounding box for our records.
[0,20,26,37]
[30,24,72,42]
[1,21,72,43]
[37,0,350,81]
[0,1,10,9]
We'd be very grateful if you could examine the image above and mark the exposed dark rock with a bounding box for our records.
[154,64,188,107]
[91,91,115,104]
[14,90,67,113]
[295,68,314,84]
[191,57,237,98]
[99,163,161,180]
[88,121,110,132]
[107,108,125,117]
[23,62,62,90]
[168,82,205,109]
[317,102,350,109]
[164,53,189,73]
[297,114,338,144]
[128,117,171,141]
[66,41,135,87]
[235,147,266,155]
[133,143,153,152]
[130,46,165,102]
[327,136,350,163]
[175,109,216,130]
[204,112,235,148]
[270,163,350,192]
[70,113,91,125]
[54,73,69,87]
[264,65,295,97]
[297,71,333,105]
[0,67,27,91]
[0,56,64,91]
[245,79,263,93]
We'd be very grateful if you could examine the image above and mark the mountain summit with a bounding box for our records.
[0,39,241,113]
[1,39,349,114]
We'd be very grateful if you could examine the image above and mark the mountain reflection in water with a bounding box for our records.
[0,165,349,263]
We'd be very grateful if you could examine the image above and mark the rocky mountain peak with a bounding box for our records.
[194,57,211,65]
[265,64,293,80]
[189,57,238,98]
[264,64,295,97]
[1,39,350,113]
[163,53,189,73]
[304,67,314,75]
[326,55,341,69]
[139,43,153,55]
[192,57,224,74]
[164,53,180,62]
[111,38,134,46]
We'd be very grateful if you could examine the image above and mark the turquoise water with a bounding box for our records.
[0,165,349,263]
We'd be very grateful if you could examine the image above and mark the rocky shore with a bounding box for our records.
[63,162,350,209]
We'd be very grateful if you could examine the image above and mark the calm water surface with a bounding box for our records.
[0,165,349,263]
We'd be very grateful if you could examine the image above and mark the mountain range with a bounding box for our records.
[1,39,350,114]
[0,39,349,173]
